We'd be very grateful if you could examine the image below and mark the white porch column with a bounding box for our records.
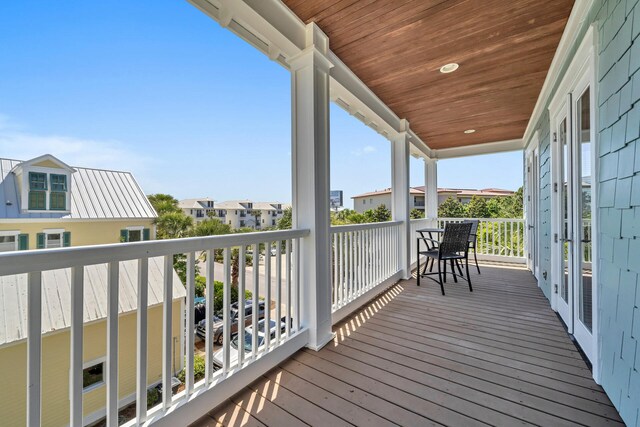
[288,23,334,351]
[391,120,411,280]
[424,157,438,219]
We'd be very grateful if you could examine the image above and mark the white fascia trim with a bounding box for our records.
[522,0,595,145]
[189,0,431,154]
[0,230,20,236]
[432,139,523,159]
[43,228,65,234]
[0,218,156,223]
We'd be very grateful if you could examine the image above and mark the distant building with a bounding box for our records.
[351,187,515,213]
[179,198,217,223]
[179,198,290,229]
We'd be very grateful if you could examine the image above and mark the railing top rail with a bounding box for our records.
[0,228,310,276]
[437,217,524,222]
[330,220,402,232]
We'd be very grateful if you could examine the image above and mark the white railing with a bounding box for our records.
[582,219,592,263]
[436,218,526,261]
[330,221,402,322]
[0,229,309,427]
[410,218,437,266]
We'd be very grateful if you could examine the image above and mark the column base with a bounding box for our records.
[306,330,336,351]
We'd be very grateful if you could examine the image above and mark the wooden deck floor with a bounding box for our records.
[192,264,623,427]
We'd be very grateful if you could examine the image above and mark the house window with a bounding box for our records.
[1,232,29,251]
[38,230,70,249]
[83,358,105,391]
[28,172,48,210]
[46,233,62,248]
[0,235,17,252]
[240,220,245,227]
[50,174,67,191]
[128,229,142,242]
[120,227,150,242]
[272,219,276,226]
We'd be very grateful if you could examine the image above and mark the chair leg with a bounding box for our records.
[429,257,434,272]
[455,259,463,276]
[466,256,473,292]
[473,247,480,274]
[443,259,447,283]
[450,259,458,283]
[437,259,445,295]
[417,251,421,286]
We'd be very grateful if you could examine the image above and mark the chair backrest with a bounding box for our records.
[440,222,473,254]
[463,219,479,242]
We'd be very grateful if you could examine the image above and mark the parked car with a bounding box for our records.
[195,300,266,344]
[212,318,286,370]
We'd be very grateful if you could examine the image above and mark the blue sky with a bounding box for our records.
[0,1,523,208]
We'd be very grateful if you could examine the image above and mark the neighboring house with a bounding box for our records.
[0,259,186,427]
[352,186,515,213]
[0,155,157,249]
[0,155,185,426]
[179,198,217,223]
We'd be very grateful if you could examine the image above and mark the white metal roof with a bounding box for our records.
[0,257,186,347]
[178,198,215,210]
[0,157,157,220]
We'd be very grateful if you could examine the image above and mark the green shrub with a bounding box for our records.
[147,387,160,409]
[177,354,206,384]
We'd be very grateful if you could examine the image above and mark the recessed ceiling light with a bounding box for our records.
[439,63,459,73]
[464,129,476,134]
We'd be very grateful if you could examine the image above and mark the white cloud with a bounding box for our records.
[351,144,377,156]
[362,145,376,153]
[0,114,156,176]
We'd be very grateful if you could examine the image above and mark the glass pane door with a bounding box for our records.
[559,116,572,307]
[576,87,593,332]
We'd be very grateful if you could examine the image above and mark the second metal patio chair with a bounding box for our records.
[464,219,481,274]
[417,222,473,295]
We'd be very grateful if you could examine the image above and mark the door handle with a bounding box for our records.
[581,239,591,243]
[528,225,535,230]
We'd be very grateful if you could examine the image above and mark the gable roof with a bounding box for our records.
[0,256,186,347]
[0,157,157,220]
[10,154,76,174]
[179,198,215,210]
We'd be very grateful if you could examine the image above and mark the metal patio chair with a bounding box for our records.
[464,219,481,274]
[416,222,473,295]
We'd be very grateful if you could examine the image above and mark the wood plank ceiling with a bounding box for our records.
[282,0,575,150]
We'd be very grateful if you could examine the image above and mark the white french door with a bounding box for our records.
[551,64,596,363]
[525,145,539,278]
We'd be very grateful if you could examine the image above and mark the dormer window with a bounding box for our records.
[28,172,47,210]
[50,174,68,210]
[15,155,74,213]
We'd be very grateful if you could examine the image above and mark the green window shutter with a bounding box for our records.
[63,232,71,247]
[36,233,45,249]
[120,229,129,242]
[18,234,29,250]
[142,228,150,241]
[50,192,66,210]
[29,191,46,210]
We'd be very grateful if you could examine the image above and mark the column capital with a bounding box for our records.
[287,23,333,71]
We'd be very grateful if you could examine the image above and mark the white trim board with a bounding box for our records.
[523,0,596,148]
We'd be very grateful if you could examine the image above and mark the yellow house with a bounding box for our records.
[0,154,157,249]
[0,155,187,426]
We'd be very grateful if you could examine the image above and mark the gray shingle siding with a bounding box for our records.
[598,0,640,423]
[526,1,640,425]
